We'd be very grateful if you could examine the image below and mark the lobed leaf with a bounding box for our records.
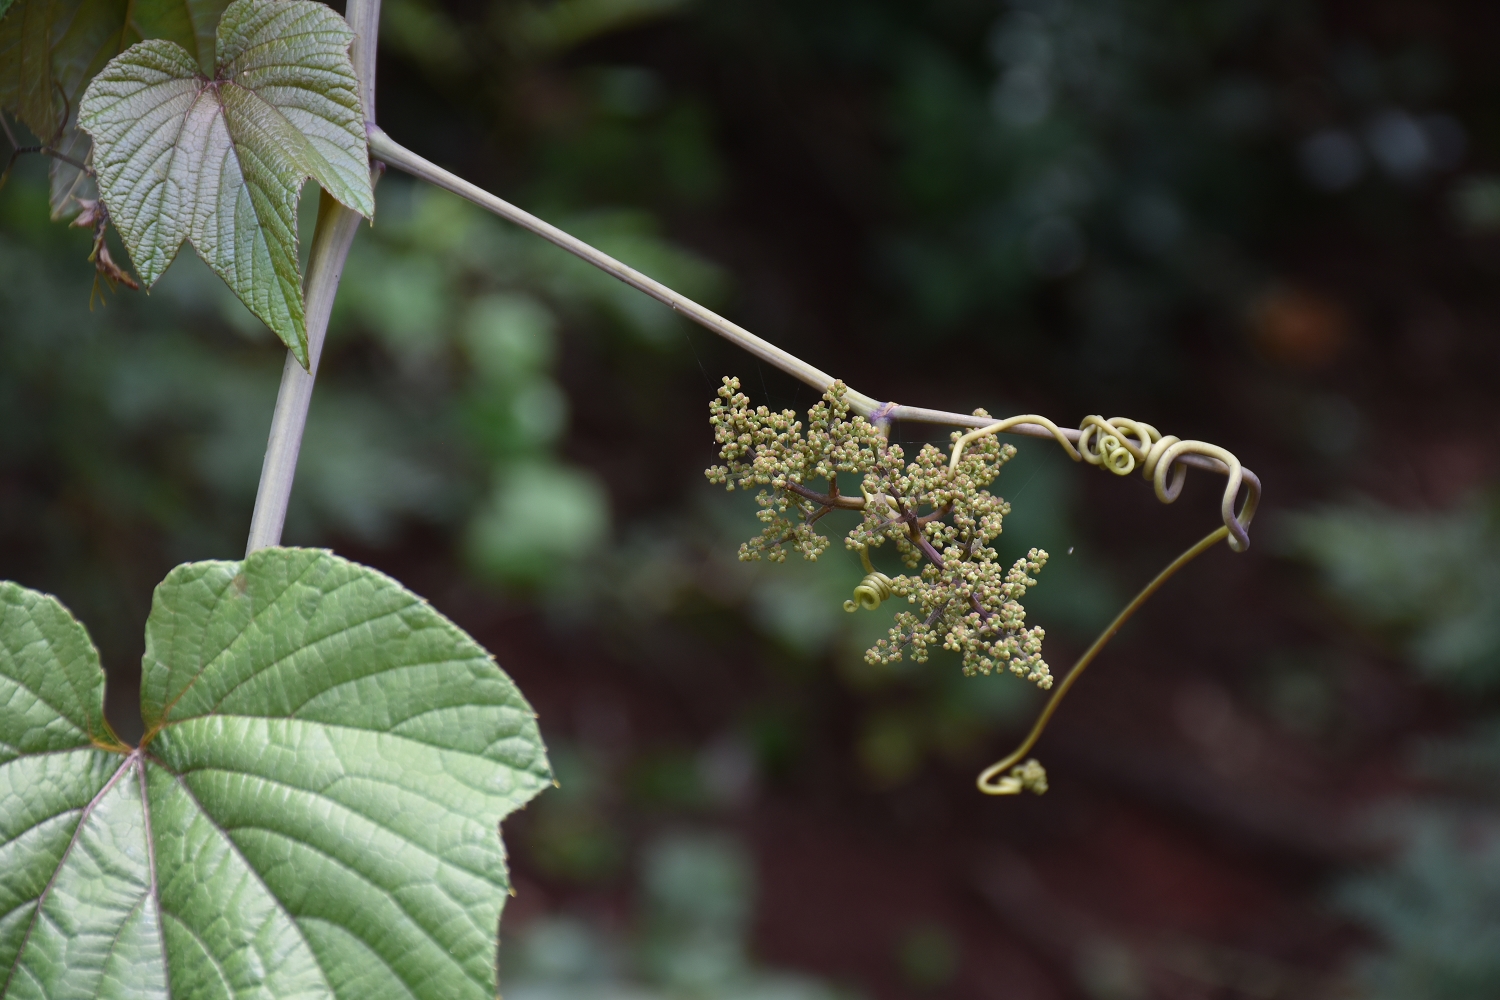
[0,583,125,762]
[0,548,551,999]
[77,0,376,366]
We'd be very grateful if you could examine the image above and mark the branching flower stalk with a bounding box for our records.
[705,379,1260,797]
[707,378,1054,685]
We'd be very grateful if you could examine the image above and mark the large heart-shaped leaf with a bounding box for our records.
[0,547,551,999]
[77,0,376,366]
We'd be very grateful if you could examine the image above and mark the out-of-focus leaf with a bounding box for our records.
[467,461,610,585]
[46,118,95,219]
[517,0,692,54]
[1339,816,1500,1000]
[1414,721,1500,800]
[1282,497,1500,690]
[78,0,375,365]
[0,548,551,998]
[0,0,229,142]
[380,0,470,76]
[502,831,845,999]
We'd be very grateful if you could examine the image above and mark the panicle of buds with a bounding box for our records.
[707,377,1051,687]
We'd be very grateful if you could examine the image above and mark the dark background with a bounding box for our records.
[4,0,1500,996]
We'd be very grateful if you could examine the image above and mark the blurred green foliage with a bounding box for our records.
[509,730,841,996]
[524,743,632,883]
[504,830,849,1000]
[1285,499,1500,691]
[662,0,1482,426]
[1337,816,1500,1000]
[896,922,960,990]
[1286,495,1500,998]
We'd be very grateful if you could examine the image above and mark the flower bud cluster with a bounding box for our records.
[994,759,1049,795]
[707,376,1051,686]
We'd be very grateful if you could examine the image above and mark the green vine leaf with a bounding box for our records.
[0,548,551,999]
[77,0,376,366]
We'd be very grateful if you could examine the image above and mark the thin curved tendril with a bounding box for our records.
[844,546,895,613]
[976,525,1230,795]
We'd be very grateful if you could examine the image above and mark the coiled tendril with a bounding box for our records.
[949,413,1259,552]
[845,548,894,612]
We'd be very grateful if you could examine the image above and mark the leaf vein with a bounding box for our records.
[159,910,236,998]
[290,917,422,1000]
[213,824,491,993]
[0,636,89,743]
[197,609,452,718]
[0,807,85,857]
[0,753,134,997]
[161,705,532,770]
[156,552,330,727]
[173,764,505,884]
[138,760,170,998]
[157,761,335,997]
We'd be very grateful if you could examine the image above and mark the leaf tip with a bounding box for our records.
[274,314,311,369]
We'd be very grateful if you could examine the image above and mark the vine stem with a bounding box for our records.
[975,525,1230,794]
[366,127,848,406]
[366,127,1256,489]
[243,0,382,555]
